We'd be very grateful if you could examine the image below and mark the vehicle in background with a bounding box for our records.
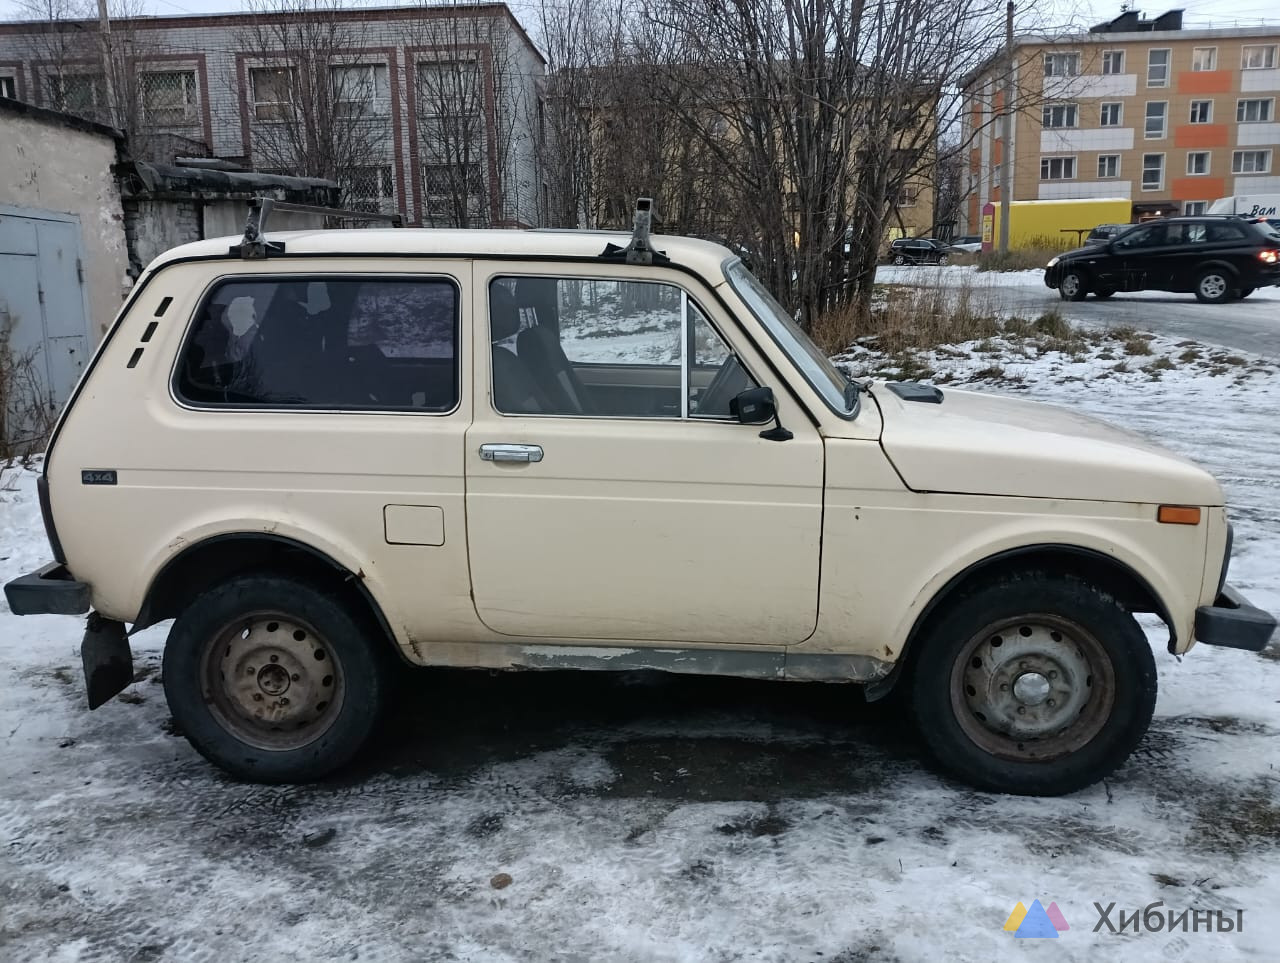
[950,235,982,254]
[1044,216,1280,303]
[887,237,957,265]
[1085,223,1131,244]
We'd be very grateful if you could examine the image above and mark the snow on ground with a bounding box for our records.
[3,335,1280,961]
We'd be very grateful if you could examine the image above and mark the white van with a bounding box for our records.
[1207,195,1280,224]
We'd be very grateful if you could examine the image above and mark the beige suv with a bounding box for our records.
[5,200,1274,796]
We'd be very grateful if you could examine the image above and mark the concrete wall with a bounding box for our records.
[0,110,131,339]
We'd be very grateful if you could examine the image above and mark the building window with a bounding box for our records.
[991,164,1001,188]
[1040,156,1076,180]
[1043,53,1080,77]
[422,163,487,224]
[337,165,396,214]
[0,75,15,99]
[1233,150,1272,174]
[1100,102,1122,126]
[1102,50,1125,74]
[331,63,389,119]
[1189,100,1213,124]
[896,186,919,207]
[1186,151,1210,175]
[1237,98,1274,123]
[1144,102,1167,139]
[1191,47,1217,71]
[177,277,461,412]
[1183,201,1207,215]
[1147,49,1170,87]
[1141,154,1164,191]
[138,70,198,125]
[250,66,296,122]
[1041,103,1079,128]
[1242,45,1277,70]
[1098,154,1120,178]
[45,72,104,115]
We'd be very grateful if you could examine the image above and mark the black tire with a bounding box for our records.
[909,572,1156,796]
[892,254,906,265]
[163,574,390,782]
[1058,269,1088,301]
[1093,288,1115,300]
[1194,268,1232,304]
[937,254,950,266]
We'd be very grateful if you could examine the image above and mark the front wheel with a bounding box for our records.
[163,575,390,782]
[1058,270,1088,301]
[892,254,906,265]
[1194,269,1231,304]
[910,573,1156,796]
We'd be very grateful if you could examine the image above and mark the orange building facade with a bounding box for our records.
[960,12,1280,234]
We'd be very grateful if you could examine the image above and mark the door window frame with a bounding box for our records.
[482,270,762,423]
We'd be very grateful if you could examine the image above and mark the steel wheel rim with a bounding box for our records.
[893,255,905,265]
[1061,274,1080,297]
[1199,274,1226,299]
[200,612,346,751]
[949,614,1116,762]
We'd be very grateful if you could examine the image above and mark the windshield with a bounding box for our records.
[723,259,855,417]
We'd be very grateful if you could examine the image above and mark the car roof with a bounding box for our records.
[146,228,739,278]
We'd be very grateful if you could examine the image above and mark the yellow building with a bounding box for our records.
[961,10,1280,242]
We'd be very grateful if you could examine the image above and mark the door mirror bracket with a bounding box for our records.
[731,386,793,441]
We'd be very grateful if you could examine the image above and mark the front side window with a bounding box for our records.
[1238,98,1274,123]
[1100,102,1122,126]
[1040,156,1076,180]
[178,277,459,411]
[1187,152,1211,175]
[1102,50,1124,75]
[1192,47,1217,71]
[1233,150,1272,174]
[1098,154,1120,178]
[1115,223,1165,249]
[488,275,757,419]
[1144,101,1167,139]
[1189,100,1212,124]
[1242,45,1277,70]
[1147,49,1170,87]
[1141,153,1165,191]
[1041,103,1078,128]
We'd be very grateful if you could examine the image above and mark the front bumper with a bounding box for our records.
[1195,584,1277,652]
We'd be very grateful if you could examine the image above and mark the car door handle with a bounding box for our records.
[479,443,543,463]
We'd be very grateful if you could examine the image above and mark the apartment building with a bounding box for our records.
[960,10,1280,234]
[0,5,546,227]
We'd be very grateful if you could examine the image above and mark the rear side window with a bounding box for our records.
[176,276,459,411]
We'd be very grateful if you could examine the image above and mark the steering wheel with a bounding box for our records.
[696,355,750,417]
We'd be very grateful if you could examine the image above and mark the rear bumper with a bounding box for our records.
[4,562,90,616]
[1195,584,1277,652]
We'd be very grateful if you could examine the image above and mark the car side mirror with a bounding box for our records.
[730,386,775,425]
[731,386,794,442]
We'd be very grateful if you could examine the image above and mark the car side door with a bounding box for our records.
[464,265,825,647]
[1109,223,1167,291]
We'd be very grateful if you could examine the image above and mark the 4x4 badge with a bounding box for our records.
[81,470,118,486]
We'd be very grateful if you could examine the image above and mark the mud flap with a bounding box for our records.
[81,612,133,710]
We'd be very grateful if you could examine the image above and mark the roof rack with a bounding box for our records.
[599,197,669,265]
[232,196,405,260]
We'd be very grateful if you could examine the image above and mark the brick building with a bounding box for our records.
[0,4,547,227]
[960,10,1280,232]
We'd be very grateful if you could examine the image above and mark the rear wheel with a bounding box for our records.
[163,574,390,782]
[1194,269,1231,304]
[910,573,1157,796]
[937,254,950,266]
[893,254,907,265]
[1058,270,1088,301]
[1093,288,1115,300]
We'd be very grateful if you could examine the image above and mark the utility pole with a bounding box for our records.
[96,0,119,127]
[993,0,1013,253]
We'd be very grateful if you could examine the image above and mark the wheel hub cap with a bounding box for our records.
[1012,671,1051,705]
[1201,275,1226,298]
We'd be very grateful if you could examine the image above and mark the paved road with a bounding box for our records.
[988,284,1280,358]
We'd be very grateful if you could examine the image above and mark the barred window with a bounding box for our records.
[338,165,396,214]
[422,163,486,224]
[139,71,199,125]
[46,72,104,116]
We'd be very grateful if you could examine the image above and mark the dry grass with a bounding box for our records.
[0,329,58,460]
[975,247,1059,273]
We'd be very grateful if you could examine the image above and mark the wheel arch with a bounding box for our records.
[866,543,1172,701]
[133,532,406,663]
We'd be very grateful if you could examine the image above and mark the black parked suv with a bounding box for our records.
[887,238,956,265]
[1045,216,1280,303]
